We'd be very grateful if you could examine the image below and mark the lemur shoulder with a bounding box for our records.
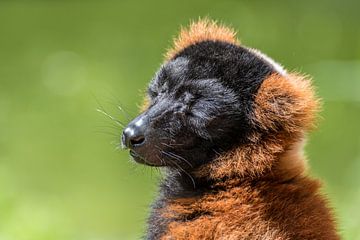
[121,19,339,240]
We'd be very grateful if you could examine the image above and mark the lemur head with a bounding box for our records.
[122,19,319,178]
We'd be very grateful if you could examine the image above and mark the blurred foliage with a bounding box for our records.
[0,0,359,239]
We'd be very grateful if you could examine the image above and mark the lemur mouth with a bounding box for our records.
[129,150,157,166]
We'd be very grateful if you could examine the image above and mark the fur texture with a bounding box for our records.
[122,19,339,239]
[165,19,239,61]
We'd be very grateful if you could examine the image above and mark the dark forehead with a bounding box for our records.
[152,41,275,98]
[149,57,189,90]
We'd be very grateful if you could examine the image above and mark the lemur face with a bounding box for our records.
[123,56,242,167]
[122,40,280,169]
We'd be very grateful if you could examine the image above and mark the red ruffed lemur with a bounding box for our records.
[121,19,339,239]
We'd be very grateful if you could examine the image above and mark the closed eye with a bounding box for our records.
[148,89,158,99]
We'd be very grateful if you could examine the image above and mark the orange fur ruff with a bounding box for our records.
[165,18,240,61]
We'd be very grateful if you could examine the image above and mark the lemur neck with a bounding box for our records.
[161,135,307,197]
[194,132,306,178]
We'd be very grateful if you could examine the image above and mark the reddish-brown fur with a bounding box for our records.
[160,177,336,240]
[146,20,339,239]
[165,18,239,61]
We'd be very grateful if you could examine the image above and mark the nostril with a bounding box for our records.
[130,135,145,146]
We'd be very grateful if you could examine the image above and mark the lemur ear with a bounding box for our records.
[165,18,240,61]
[252,73,320,135]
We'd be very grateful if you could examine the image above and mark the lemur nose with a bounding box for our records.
[122,117,146,149]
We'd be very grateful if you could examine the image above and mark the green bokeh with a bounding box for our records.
[0,0,359,239]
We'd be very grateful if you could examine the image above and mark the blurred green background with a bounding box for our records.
[0,0,359,239]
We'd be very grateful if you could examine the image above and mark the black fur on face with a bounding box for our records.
[122,40,276,169]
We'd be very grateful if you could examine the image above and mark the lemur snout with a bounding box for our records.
[122,116,146,149]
